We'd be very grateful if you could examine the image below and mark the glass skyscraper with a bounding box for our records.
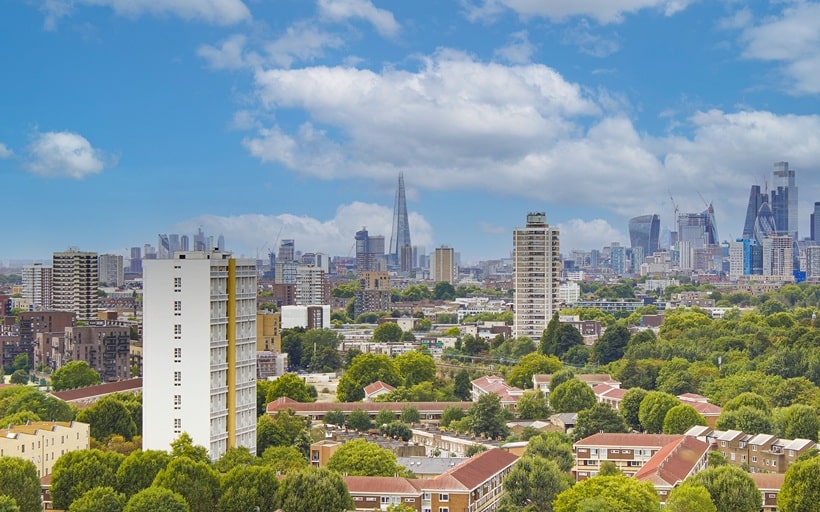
[628,214,660,258]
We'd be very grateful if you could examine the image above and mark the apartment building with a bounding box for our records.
[0,421,90,478]
[573,433,685,480]
[633,435,709,502]
[64,324,131,382]
[52,248,99,321]
[470,376,524,410]
[22,263,53,310]
[512,213,560,338]
[344,448,518,512]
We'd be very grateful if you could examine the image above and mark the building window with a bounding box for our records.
[174,324,182,335]
[752,456,758,462]
[174,371,181,386]
[772,460,777,467]
[173,418,181,434]
[439,494,449,502]
[438,509,449,512]
[174,300,182,315]
[174,277,182,290]
[174,395,181,410]
[174,347,182,363]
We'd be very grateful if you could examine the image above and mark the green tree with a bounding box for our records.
[153,456,221,512]
[777,404,820,442]
[76,395,137,441]
[51,361,101,391]
[665,483,717,512]
[469,393,509,439]
[265,374,316,403]
[0,496,18,512]
[662,404,707,434]
[394,351,436,387]
[440,406,466,427]
[380,421,412,441]
[716,406,774,435]
[324,408,345,426]
[9,370,28,385]
[637,391,679,434]
[433,281,456,300]
[549,369,575,393]
[124,487,189,512]
[0,410,40,426]
[724,392,771,414]
[216,465,280,512]
[327,439,407,476]
[620,388,648,431]
[689,465,761,512]
[277,467,353,512]
[259,446,308,474]
[454,369,472,401]
[214,446,256,473]
[169,432,210,464]
[257,411,311,455]
[346,408,373,432]
[508,353,562,389]
[500,456,570,512]
[116,449,171,498]
[524,433,574,473]
[400,405,420,424]
[375,408,397,426]
[779,455,820,512]
[553,475,660,512]
[372,322,403,342]
[337,353,401,402]
[543,324,584,359]
[516,390,551,420]
[550,378,596,413]
[51,449,125,510]
[0,457,42,512]
[598,461,621,476]
[68,487,125,512]
[12,354,29,372]
[574,402,628,440]
[592,325,630,364]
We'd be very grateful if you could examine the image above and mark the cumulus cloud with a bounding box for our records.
[0,143,12,159]
[494,30,536,64]
[738,3,820,95]
[558,219,628,251]
[197,34,249,70]
[42,0,250,28]
[237,48,820,239]
[174,202,433,258]
[463,0,693,24]
[562,21,620,57]
[318,0,400,38]
[26,131,113,179]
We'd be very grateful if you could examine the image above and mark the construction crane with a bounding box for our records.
[668,191,679,222]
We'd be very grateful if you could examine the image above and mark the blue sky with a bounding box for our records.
[2,0,820,263]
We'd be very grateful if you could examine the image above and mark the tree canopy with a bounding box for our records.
[688,465,761,512]
[277,468,354,512]
[553,475,660,512]
[336,353,401,402]
[0,457,42,512]
[51,361,101,391]
[327,438,406,477]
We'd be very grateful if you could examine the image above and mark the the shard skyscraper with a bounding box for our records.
[388,172,412,268]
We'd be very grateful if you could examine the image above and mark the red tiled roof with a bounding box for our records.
[444,448,518,490]
[363,381,396,397]
[750,472,785,491]
[576,433,683,448]
[344,476,420,495]
[593,384,628,400]
[677,393,708,403]
[634,436,709,487]
[471,376,523,404]
[688,401,722,416]
[49,378,142,403]
[267,397,471,415]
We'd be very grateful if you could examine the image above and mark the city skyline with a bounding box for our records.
[2,1,820,262]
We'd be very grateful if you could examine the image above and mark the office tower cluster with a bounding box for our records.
[733,162,801,279]
[128,228,225,275]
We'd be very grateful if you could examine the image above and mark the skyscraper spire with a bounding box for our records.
[388,172,412,266]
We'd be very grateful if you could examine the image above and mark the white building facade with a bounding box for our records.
[143,251,257,460]
[22,263,53,310]
[513,213,560,339]
[53,248,99,321]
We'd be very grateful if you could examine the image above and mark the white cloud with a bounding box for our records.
[739,3,820,95]
[494,30,536,64]
[239,49,820,240]
[558,219,628,251]
[318,0,400,38]
[197,34,249,70]
[562,20,620,57]
[175,202,433,258]
[26,131,112,179]
[0,143,12,159]
[263,21,345,68]
[42,0,250,28]
[463,0,693,24]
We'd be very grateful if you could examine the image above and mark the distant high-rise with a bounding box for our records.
[811,203,820,241]
[771,161,798,239]
[763,235,794,277]
[278,240,295,263]
[129,247,142,274]
[513,213,560,339]
[628,214,660,258]
[355,228,384,273]
[431,246,456,284]
[180,235,190,251]
[53,248,99,321]
[742,185,768,239]
[610,243,626,275]
[22,263,53,310]
[388,172,412,267]
[194,228,206,251]
[754,202,777,244]
[98,254,124,287]
[143,251,257,460]
[677,205,718,249]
